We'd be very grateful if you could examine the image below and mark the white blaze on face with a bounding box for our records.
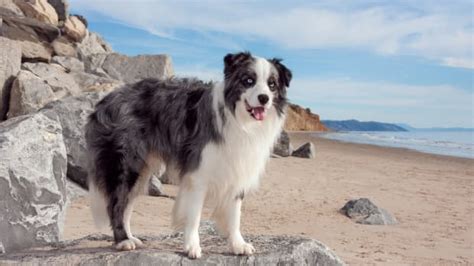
[241,57,275,121]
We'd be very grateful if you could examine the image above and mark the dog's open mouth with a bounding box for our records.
[245,100,266,121]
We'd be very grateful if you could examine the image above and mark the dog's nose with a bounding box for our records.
[258,94,269,105]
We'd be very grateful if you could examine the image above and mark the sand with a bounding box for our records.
[64,132,474,265]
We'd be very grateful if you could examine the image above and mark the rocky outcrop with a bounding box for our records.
[0,221,345,265]
[0,112,67,253]
[273,130,292,157]
[51,55,83,72]
[100,53,174,83]
[15,0,59,26]
[22,62,81,98]
[0,37,21,119]
[40,91,108,189]
[8,69,56,117]
[292,142,315,159]
[284,103,328,131]
[341,198,397,225]
[46,0,68,22]
[62,15,85,41]
[76,31,112,59]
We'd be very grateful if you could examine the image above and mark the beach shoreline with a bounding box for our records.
[64,132,474,265]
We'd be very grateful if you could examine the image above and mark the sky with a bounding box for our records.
[71,0,473,128]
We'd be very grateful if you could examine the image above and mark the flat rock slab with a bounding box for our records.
[0,224,344,265]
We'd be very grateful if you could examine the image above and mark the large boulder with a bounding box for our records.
[0,0,24,17]
[62,15,86,42]
[40,92,107,189]
[7,70,56,118]
[101,53,174,83]
[69,71,122,93]
[14,0,59,26]
[0,37,21,120]
[0,221,345,265]
[76,31,112,60]
[341,198,397,225]
[46,0,68,22]
[273,130,292,157]
[51,55,84,72]
[292,142,315,159]
[51,36,76,57]
[0,112,68,253]
[19,40,52,62]
[22,62,81,97]
[0,12,60,43]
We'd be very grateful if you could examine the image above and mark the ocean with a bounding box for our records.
[319,130,474,159]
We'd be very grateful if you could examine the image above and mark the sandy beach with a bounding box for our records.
[64,132,474,265]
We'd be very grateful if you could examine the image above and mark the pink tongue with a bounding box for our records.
[253,107,265,121]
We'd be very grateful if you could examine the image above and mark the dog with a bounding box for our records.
[85,51,292,259]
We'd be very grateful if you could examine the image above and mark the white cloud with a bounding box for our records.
[72,0,473,69]
[289,78,473,127]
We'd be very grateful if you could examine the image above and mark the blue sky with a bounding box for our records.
[71,0,473,128]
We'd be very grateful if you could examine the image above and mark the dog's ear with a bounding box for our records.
[224,51,252,74]
[270,58,292,87]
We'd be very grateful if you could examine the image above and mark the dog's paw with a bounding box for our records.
[115,239,136,251]
[231,241,255,256]
[130,236,144,248]
[185,244,202,259]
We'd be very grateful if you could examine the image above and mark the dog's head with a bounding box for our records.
[223,51,292,124]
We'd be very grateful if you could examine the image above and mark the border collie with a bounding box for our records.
[85,52,292,259]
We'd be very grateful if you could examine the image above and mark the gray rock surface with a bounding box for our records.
[76,32,112,60]
[82,52,110,77]
[51,55,84,72]
[51,36,77,57]
[292,142,315,158]
[101,53,174,83]
[341,198,397,225]
[273,130,292,157]
[0,0,24,17]
[70,71,122,92]
[40,92,107,189]
[7,70,56,118]
[0,221,345,265]
[0,12,60,43]
[0,112,68,253]
[19,40,52,62]
[22,62,81,98]
[0,37,21,120]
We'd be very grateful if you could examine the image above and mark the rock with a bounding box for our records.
[292,142,315,158]
[19,40,52,62]
[51,36,76,57]
[0,242,4,254]
[7,70,56,118]
[40,92,107,189]
[0,37,21,120]
[70,71,122,92]
[63,15,86,42]
[101,53,174,83]
[66,179,87,201]
[46,0,68,22]
[0,221,345,265]
[0,112,67,253]
[273,130,292,157]
[15,0,59,26]
[51,56,84,72]
[148,175,165,197]
[0,13,60,43]
[341,198,397,225]
[76,32,112,60]
[82,52,109,77]
[0,0,24,17]
[22,62,81,98]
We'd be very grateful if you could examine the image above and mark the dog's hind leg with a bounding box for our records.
[172,178,207,259]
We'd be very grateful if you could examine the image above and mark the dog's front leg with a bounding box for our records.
[226,194,255,255]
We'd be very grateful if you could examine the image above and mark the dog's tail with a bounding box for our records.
[89,181,110,230]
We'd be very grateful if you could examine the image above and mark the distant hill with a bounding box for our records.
[396,124,474,132]
[322,119,407,132]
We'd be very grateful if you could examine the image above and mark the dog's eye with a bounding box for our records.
[243,77,254,87]
[268,80,276,91]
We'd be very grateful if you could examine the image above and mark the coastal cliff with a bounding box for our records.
[285,103,329,131]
